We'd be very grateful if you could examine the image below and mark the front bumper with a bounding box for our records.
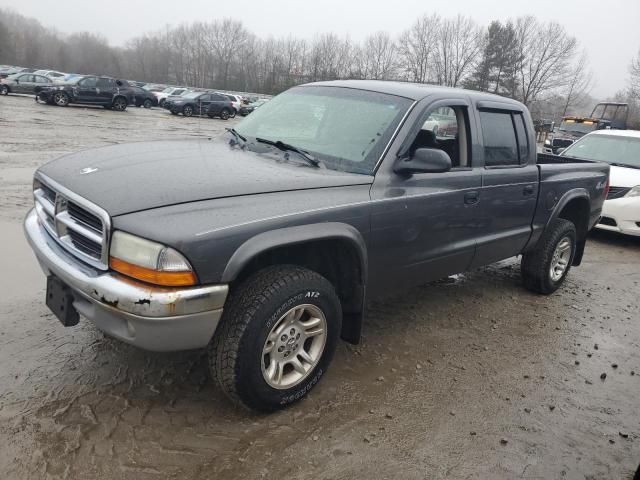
[595,197,640,236]
[24,209,229,351]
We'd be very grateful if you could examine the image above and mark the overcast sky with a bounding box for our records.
[3,0,639,98]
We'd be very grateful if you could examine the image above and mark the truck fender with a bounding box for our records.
[546,188,590,266]
[221,222,368,284]
[221,222,368,344]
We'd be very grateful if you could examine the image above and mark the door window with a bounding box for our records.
[78,77,97,88]
[513,114,530,163]
[19,74,35,82]
[479,111,519,167]
[35,75,50,83]
[409,105,470,168]
[97,78,114,89]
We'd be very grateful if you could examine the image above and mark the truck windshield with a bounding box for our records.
[234,86,412,175]
[562,134,640,169]
[558,120,597,135]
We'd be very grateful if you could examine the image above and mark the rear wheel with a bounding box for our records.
[182,105,194,117]
[143,99,153,109]
[112,97,127,112]
[53,91,69,107]
[209,265,341,412]
[1,85,9,95]
[159,98,166,107]
[522,218,577,294]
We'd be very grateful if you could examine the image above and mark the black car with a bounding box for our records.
[38,75,131,111]
[129,86,158,109]
[165,91,231,117]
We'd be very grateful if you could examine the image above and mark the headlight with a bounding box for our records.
[544,139,551,146]
[109,231,197,286]
[626,186,640,198]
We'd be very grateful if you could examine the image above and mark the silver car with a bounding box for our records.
[0,73,53,96]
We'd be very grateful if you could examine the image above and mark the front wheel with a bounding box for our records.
[220,108,230,120]
[521,218,577,294]
[143,99,153,109]
[0,85,9,95]
[182,105,193,117]
[53,91,69,107]
[209,265,341,412]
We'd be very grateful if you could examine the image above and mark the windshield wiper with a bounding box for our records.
[226,128,246,143]
[256,137,320,167]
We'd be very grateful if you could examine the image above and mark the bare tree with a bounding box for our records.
[630,49,640,97]
[560,51,593,116]
[433,15,482,87]
[397,14,440,83]
[360,31,397,80]
[514,17,578,106]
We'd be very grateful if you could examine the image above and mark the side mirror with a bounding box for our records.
[556,147,566,155]
[394,148,452,175]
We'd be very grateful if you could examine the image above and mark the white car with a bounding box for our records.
[33,70,66,80]
[561,130,640,236]
[154,87,189,107]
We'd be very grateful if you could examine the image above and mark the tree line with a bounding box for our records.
[1,7,638,122]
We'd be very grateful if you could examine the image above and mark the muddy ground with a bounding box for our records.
[0,94,639,479]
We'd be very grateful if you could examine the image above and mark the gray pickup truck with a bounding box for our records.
[24,80,609,411]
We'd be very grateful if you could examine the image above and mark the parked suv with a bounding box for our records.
[24,81,609,412]
[165,91,220,117]
[38,75,131,111]
[0,73,53,95]
[206,93,235,119]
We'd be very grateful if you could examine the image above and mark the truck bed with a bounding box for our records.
[536,152,594,165]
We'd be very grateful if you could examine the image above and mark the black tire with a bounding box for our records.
[220,108,230,120]
[112,96,127,112]
[143,99,153,109]
[521,218,577,294]
[209,265,342,412]
[159,98,166,107]
[53,91,69,107]
[182,104,193,117]
[0,85,8,95]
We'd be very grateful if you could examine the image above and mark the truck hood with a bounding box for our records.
[37,138,373,216]
[609,164,640,188]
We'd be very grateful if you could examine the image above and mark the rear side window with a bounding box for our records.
[480,111,518,167]
[513,114,530,163]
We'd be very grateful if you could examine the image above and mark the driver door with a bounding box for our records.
[368,98,483,295]
[76,76,99,103]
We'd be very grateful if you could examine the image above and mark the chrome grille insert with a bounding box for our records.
[33,173,111,270]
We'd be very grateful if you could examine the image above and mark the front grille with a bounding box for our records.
[33,175,110,270]
[67,201,102,232]
[599,217,617,227]
[552,138,574,148]
[607,186,631,200]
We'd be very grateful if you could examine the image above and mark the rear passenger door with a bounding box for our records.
[471,106,538,267]
[96,77,116,105]
[33,75,52,94]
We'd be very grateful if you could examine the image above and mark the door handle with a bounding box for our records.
[464,191,480,205]
[523,185,535,196]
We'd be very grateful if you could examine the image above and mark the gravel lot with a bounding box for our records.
[1,94,639,479]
